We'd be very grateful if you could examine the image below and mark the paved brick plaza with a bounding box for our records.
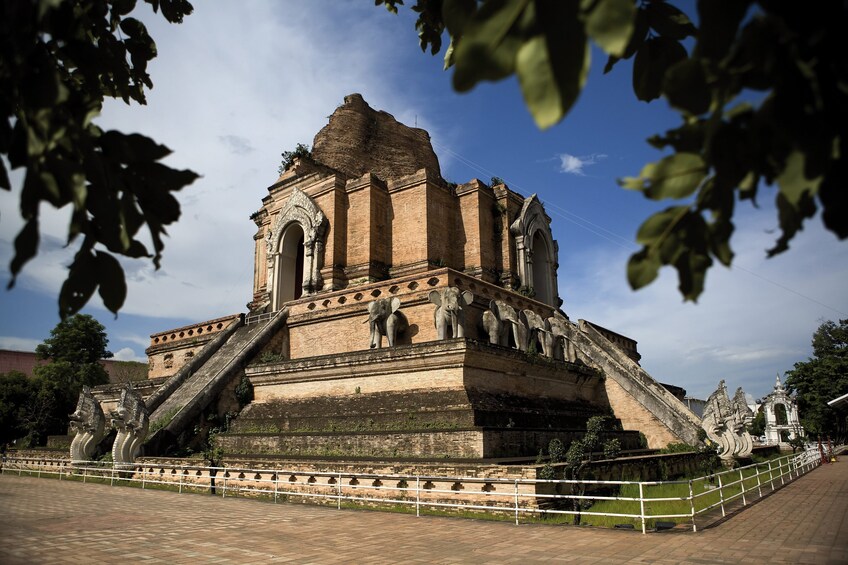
[1,461,846,564]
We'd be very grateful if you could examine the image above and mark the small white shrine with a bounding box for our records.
[763,375,804,446]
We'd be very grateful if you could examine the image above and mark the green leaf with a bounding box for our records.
[22,61,70,109]
[516,5,589,130]
[818,157,848,239]
[708,218,734,267]
[452,0,530,91]
[0,158,9,190]
[632,36,687,102]
[101,130,171,163]
[768,190,817,257]
[8,219,40,288]
[777,151,822,206]
[627,248,661,290]
[647,120,705,153]
[635,206,689,245]
[581,0,636,57]
[156,0,195,24]
[621,153,706,200]
[709,121,751,190]
[695,0,751,61]
[443,0,476,35]
[646,1,696,40]
[59,248,98,319]
[96,251,127,315]
[663,59,711,115]
[675,248,712,301]
[603,6,648,73]
[443,37,457,70]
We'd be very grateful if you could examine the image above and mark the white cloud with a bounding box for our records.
[0,336,41,352]
[112,347,145,362]
[559,207,848,401]
[0,2,434,323]
[116,333,152,350]
[558,153,607,175]
[219,135,255,156]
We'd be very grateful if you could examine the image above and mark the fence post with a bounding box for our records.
[767,460,774,491]
[755,463,763,498]
[416,476,420,518]
[688,480,697,533]
[83,465,87,483]
[639,482,646,535]
[337,472,342,510]
[779,458,785,486]
[514,479,519,526]
[179,468,183,494]
[717,473,725,517]
[222,471,227,498]
[274,473,278,503]
[110,465,115,487]
[739,469,747,506]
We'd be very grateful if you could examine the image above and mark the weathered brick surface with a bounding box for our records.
[312,93,441,182]
[233,339,632,458]
[252,95,543,303]
[603,377,681,448]
[146,315,240,379]
[279,268,554,360]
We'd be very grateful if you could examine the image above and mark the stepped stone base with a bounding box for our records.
[220,339,639,460]
[219,427,640,460]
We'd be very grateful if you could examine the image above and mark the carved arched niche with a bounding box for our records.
[509,194,559,307]
[265,188,328,311]
[762,375,804,445]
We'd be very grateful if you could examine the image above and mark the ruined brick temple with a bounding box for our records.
[92,94,701,463]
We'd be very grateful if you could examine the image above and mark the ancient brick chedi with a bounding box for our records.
[248,92,561,314]
[83,94,701,463]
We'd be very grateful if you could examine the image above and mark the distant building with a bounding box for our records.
[0,349,146,383]
[684,396,707,418]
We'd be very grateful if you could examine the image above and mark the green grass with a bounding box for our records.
[569,460,789,529]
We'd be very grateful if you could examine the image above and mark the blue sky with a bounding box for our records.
[1,1,846,401]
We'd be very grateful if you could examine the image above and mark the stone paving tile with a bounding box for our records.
[1,462,846,564]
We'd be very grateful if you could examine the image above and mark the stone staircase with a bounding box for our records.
[143,310,288,455]
[572,319,702,447]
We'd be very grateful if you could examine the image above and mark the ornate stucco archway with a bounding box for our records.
[509,194,559,307]
[265,188,327,311]
[763,375,804,445]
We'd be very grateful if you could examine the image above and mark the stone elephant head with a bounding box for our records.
[482,300,529,351]
[429,287,474,340]
[365,297,405,348]
[521,309,548,356]
[546,314,577,362]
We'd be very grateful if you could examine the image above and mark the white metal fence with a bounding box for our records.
[0,447,828,534]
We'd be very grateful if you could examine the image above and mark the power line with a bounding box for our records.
[432,138,847,317]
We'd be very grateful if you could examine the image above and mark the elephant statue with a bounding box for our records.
[69,386,106,462]
[546,314,577,362]
[429,287,474,340]
[521,309,549,356]
[482,300,529,351]
[365,297,406,348]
